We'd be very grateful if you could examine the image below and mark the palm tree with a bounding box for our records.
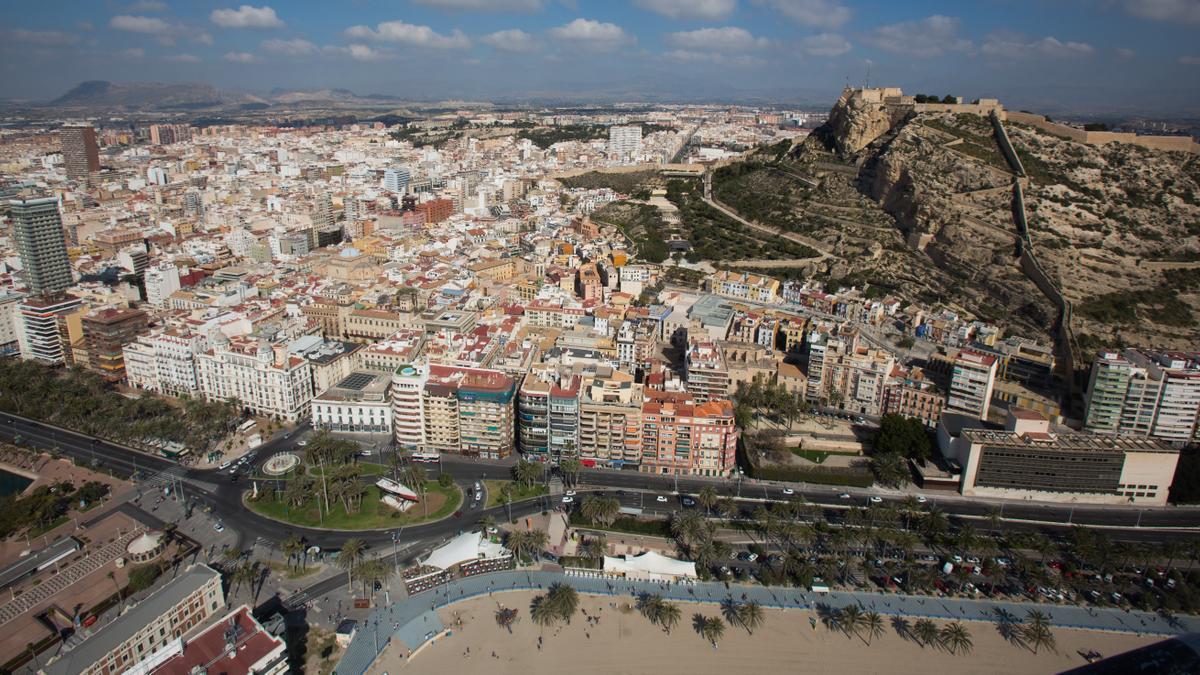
[407,465,429,518]
[338,538,366,592]
[282,536,304,572]
[545,583,578,623]
[638,593,665,625]
[106,570,123,609]
[940,622,973,655]
[720,598,743,630]
[495,607,519,633]
[581,535,606,559]
[559,458,582,488]
[716,497,737,520]
[531,595,557,629]
[498,483,514,523]
[913,618,940,649]
[838,605,864,640]
[658,601,682,634]
[525,529,550,562]
[703,616,725,648]
[1022,610,1056,654]
[581,495,620,527]
[697,486,719,517]
[863,611,885,645]
[738,601,765,635]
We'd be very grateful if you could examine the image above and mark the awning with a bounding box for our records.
[602,551,697,579]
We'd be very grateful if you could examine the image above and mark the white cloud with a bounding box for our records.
[633,0,736,20]
[481,29,540,52]
[5,29,79,45]
[126,0,168,11]
[1122,0,1200,25]
[223,50,259,63]
[980,32,1094,60]
[1179,54,1200,65]
[754,0,850,29]
[109,14,180,44]
[262,38,317,55]
[863,15,972,58]
[77,21,94,32]
[344,21,471,49]
[665,27,770,52]
[549,18,632,50]
[120,47,145,58]
[663,50,764,66]
[322,44,394,61]
[193,32,214,45]
[412,0,545,9]
[168,53,200,62]
[1115,47,1136,61]
[800,32,850,56]
[211,5,284,29]
[109,15,171,34]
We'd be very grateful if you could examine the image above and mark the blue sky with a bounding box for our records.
[2,1,1199,113]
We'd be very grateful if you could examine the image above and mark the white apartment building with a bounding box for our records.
[196,337,314,421]
[608,125,642,158]
[946,349,998,420]
[124,330,206,397]
[1084,350,1200,445]
[391,363,427,450]
[311,371,393,434]
[0,290,25,357]
[19,295,81,365]
[143,262,181,306]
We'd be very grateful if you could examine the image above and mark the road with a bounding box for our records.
[2,411,1198,555]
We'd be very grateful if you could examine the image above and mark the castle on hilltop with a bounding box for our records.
[844,86,1198,154]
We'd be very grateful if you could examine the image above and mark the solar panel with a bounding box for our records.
[338,372,376,391]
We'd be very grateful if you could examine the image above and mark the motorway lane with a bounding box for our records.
[2,411,1198,549]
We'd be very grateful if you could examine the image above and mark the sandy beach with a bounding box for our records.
[367,590,1158,675]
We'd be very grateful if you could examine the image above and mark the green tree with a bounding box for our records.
[863,611,885,645]
[580,495,620,527]
[338,538,366,592]
[913,618,941,648]
[696,486,719,517]
[738,601,765,635]
[1022,610,1056,654]
[872,414,932,461]
[940,622,973,655]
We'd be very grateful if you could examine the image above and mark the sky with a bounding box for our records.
[2,0,1200,113]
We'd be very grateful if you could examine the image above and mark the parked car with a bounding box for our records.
[213,522,225,532]
[656,495,669,503]
[561,496,574,504]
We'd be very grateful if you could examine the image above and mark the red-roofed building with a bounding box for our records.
[640,397,738,477]
[151,606,287,675]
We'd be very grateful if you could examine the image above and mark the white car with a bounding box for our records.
[565,490,577,497]
[656,495,669,503]
[782,488,795,495]
[869,496,883,504]
[916,495,928,503]
[213,523,225,533]
[838,493,851,499]
[297,440,307,447]
[561,496,574,504]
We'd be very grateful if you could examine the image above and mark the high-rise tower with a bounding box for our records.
[59,124,100,180]
[9,196,73,296]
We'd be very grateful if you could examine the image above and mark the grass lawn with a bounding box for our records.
[483,479,548,509]
[790,448,832,464]
[245,480,461,530]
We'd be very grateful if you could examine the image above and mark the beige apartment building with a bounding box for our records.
[578,368,644,468]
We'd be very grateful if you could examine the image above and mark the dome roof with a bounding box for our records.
[126,531,164,556]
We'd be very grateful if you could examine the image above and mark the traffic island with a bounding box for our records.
[243,481,463,530]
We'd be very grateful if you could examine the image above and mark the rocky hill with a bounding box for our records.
[50,80,261,110]
[716,90,1200,353]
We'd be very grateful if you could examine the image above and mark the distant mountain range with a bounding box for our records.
[45,80,411,112]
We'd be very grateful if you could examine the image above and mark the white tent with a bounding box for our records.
[423,531,509,571]
[602,551,697,580]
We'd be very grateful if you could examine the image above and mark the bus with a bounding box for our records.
[237,419,256,434]
[410,451,440,463]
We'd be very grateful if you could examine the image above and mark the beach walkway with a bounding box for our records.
[336,569,1199,675]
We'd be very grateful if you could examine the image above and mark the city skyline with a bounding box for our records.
[1,1,1199,112]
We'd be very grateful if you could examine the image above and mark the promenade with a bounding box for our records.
[335,569,1200,675]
